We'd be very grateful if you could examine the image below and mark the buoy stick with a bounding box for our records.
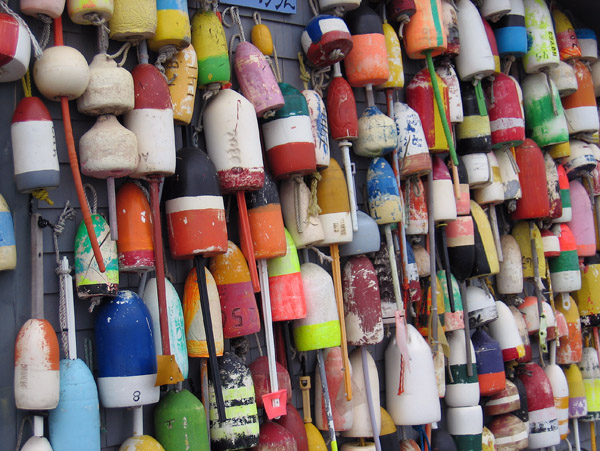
[591,422,597,451]
[459,282,473,377]
[361,346,382,451]
[529,221,546,351]
[61,256,77,360]
[237,191,260,293]
[33,415,44,437]
[107,177,118,241]
[317,349,338,451]
[573,418,581,451]
[365,84,375,107]
[330,243,353,401]
[194,256,226,421]
[428,169,439,348]
[299,376,312,423]
[132,406,143,437]
[439,226,456,312]
[385,225,403,311]
[200,358,211,434]
[341,142,359,232]
[53,17,105,273]
[489,205,503,262]
[31,214,44,320]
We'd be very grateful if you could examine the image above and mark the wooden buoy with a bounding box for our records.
[446,406,484,450]
[472,328,506,396]
[471,200,500,277]
[565,364,588,419]
[404,176,429,235]
[549,223,582,293]
[0,194,16,271]
[403,0,447,60]
[562,61,599,135]
[303,89,330,168]
[109,0,156,42]
[511,139,550,220]
[393,102,432,177]
[495,148,522,202]
[456,81,492,155]
[563,139,596,178]
[575,28,598,62]
[249,356,292,410]
[485,379,521,416]
[545,364,570,440]
[191,9,229,88]
[154,390,209,450]
[436,64,463,123]
[549,61,578,98]
[465,285,498,328]
[255,422,298,450]
[578,347,600,421]
[95,291,160,408]
[147,0,191,52]
[486,73,525,149]
[556,294,583,365]
[367,157,403,224]
[492,0,527,56]
[496,235,523,295]
[315,347,353,432]
[301,15,352,68]
[522,0,559,73]
[487,414,528,450]
[575,257,600,327]
[488,301,526,362]
[165,44,198,125]
[462,153,491,187]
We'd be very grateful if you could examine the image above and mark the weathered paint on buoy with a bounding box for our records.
[404,176,429,236]
[473,152,505,205]
[95,291,160,408]
[210,241,261,338]
[579,347,600,421]
[456,81,492,155]
[446,330,480,407]
[471,200,500,277]
[545,364,570,439]
[511,220,546,279]
[567,179,596,257]
[462,153,491,187]
[191,9,230,87]
[485,379,521,416]
[148,0,191,52]
[74,214,119,299]
[376,22,404,89]
[466,285,498,328]
[165,44,198,125]
[497,234,523,295]
[437,270,464,330]
[511,139,551,220]
[565,364,588,418]
[473,328,506,396]
[432,156,457,222]
[455,0,496,80]
[303,90,330,168]
[403,0,447,60]
[554,164,571,223]
[67,0,113,24]
[317,159,353,245]
[492,0,527,56]
[327,73,358,140]
[556,294,582,365]
[575,258,600,327]
[517,296,540,335]
[0,194,16,271]
[394,102,432,177]
[354,105,398,158]
[487,414,529,450]
[436,63,463,123]
[279,177,325,249]
[563,139,596,178]
[275,403,308,451]
[0,13,31,83]
[441,0,460,57]
[552,8,581,61]
[367,157,403,224]
[544,151,562,220]
[301,15,352,68]
[109,0,157,41]
[576,28,598,62]
[549,223,582,293]
[522,0,559,73]
[488,301,526,362]
[549,61,578,98]
[562,61,599,135]
[495,148,522,201]
[255,422,298,450]
[250,356,293,410]
[447,406,484,450]
[486,73,525,149]
[315,347,353,432]
[446,215,475,281]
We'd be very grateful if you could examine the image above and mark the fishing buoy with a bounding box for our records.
[445,215,475,281]
[109,0,156,41]
[518,362,560,448]
[446,330,480,407]
[549,61,578,98]
[563,139,596,178]
[495,148,522,201]
[549,223,582,293]
[436,64,463,123]
[301,15,353,68]
[0,12,30,81]
[404,177,429,236]
[393,102,431,177]
[403,0,447,60]
[143,278,189,380]
[74,213,118,299]
[480,0,511,21]
[279,177,325,248]
[317,159,353,245]
[522,0,559,73]
[488,301,526,361]
[575,257,600,327]
[451,155,470,215]
[544,151,562,220]
[11,96,60,193]
[275,403,308,451]
[14,319,60,410]
[432,156,457,222]
[0,194,16,271]
[292,263,341,351]
[20,0,65,18]
[154,389,209,450]
[517,296,540,335]
[553,164,572,223]
[165,44,198,125]
[576,28,598,62]
[339,210,381,257]
[124,64,175,178]
[327,72,358,141]
[579,347,600,421]
[456,81,492,155]
[466,285,498,328]
[376,21,404,90]
[552,8,581,61]
[67,0,113,24]
[562,61,599,135]
[567,179,596,257]
[315,347,353,432]
[511,220,546,280]
[147,0,191,51]
[565,364,588,419]
[95,291,160,408]
[262,83,317,179]
[496,235,523,295]
[77,53,135,116]
[462,153,491,187]
[485,379,521,415]
[191,9,230,87]
[511,139,550,220]
[303,90,330,168]
[521,74,568,148]
[343,4,389,87]
[542,229,560,257]
[454,0,496,81]
[406,67,451,152]
[210,241,261,338]
[33,46,90,101]
[473,152,505,207]
[354,103,398,158]
[441,0,460,56]
[471,200,500,277]
[472,328,506,396]
[556,294,582,364]
[545,364,569,440]
[487,414,528,450]
[486,73,525,149]
[367,157,403,224]
[446,406,484,450]
[387,0,416,25]
[380,408,401,450]
[492,0,527,56]
[438,271,461,329]
[250,356,292,410]
[209,352,260,449]
[255,422,297,450]
[120,435,164,450]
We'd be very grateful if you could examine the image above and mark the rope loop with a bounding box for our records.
[0,1,44,57]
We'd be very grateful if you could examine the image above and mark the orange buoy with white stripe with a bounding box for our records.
[562,61,599,135]
[403,0,447,60]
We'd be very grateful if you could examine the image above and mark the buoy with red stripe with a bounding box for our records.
[567,179,596,257]
[521,74,568,148]
[486,73,525,149]
[403,0,447,60]
[386,325,441,425]
[576,28,598,62]
[517,296,540,335]
[455,0,495,81]
[488,301,526,361]
[394,103,431,179]
[496,235,523,295]
[0,12,31,83]
[552,8,581,61]
[562,61,600,135]
[164,44,197,125]
[147,0,191,52]
[522,0,559,74]
[436,63,463,123]
[191,9,230,88]
[492,0,527,56]
[485,379,521,415]
[549,61,578,98]
[565,364,588,419]
[579,347,600,421]
[549,223,582,293]
[301,15,352,68]
[542,229,560,258]
[446,330,479,407]
[545,363,570,439]
[315,347,353,432]
[441,0,460,57]
[108,0,156,42]
[432,155,457,222]
[124,64,175,179]
[472,328,505,396]
[466,285,498,328]
[487,414,529,450]
[554,164,572,223]
[11,96,60,194]
[280,177,325,248]
[95,290,160,408]
[262,83,317,179]
[182,267,224,358]
[511,139,550,220]
[518,362,560,448]
[447,406,483,450]
[456,81,492,155]
[406,67,451,152]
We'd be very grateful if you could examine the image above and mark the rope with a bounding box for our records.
[308,171,322,217]
[15,415,32,451]
[293,176,305,233]
[311,66,330,97]
[308,0,319,16]
[229,33,241,62]
[503,55,515,75]
[155,44,178,78]
[83,184,98,214]
[108,41,133,67]
[332,5,345,17]
[298,53,310,91]
[86,12,110,54]
[307,245,334,263]
[21,70,32,97]
[266,45,282,83]
[254,333,263,356]
[193,84,220,139]
[37,14,52,52]
[32,188,54,206]
[222,6,246,42]
[0,2,43,58]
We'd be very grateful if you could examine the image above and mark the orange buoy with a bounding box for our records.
[403,0,447,60]
[562,61,599,135]
[556,294,583,365]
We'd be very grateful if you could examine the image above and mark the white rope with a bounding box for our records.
[14,415,32,451]
[108,41,133,67]
[0,1,43,58]
[307,245,334,263]
[82,183,98,214]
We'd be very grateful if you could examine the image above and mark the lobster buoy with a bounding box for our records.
[522,0,559,73]
[575,257,600,327]
[404,177,429,235]
[342,255,384,345]
[517,296,540,334]
[486,73,525,148]
[262,83,317,179]
[480,0,511,21]
[67,0,113,24]
[275,404,308,451]
[11,96,60,193]
[386,326,441,425]
[95,291,160,408]
[182,266,223,358]
[576,28,598,62]
[210,241,261,338]
[487,414,528,450]
[301,15,352,68]
[455,0,495,81]
[367,157,403,224]
[255,422,297,450]
[496,235,523,295]
[403,0,447,59]
[339,210,381,257]
[446,215,475,281]
[438,270,463,330]
[74,213,118,299]
[343,4,389,87]
[432,156,457,222]
[473,152,505,205]
[446,406,484,450]
[492,0,527,56]
[20,0,65,18]
[250,356,293,410]
[393,102,431,177]
[511,220,545,279]
[567,179,596,257]
[544,364,570,440]
[204,88,264,191]
[544,151,562,220]
[436,64,463,123]
[472,328,506,396]
[518,362,560,448]
[451,156,470,215]
[234,42,284,118]
[77,53,135,116]
[579,348,600,421]
[14,319,60,410]
[446,330,480,407]
[563,139,597,178]
[441,0,460,56]
[456,81,492,155]
[355,102,398,158]
[554,164,572,223]
[143,278,189,379]
[148,0,191,51]
[562,61,600,135]
[552,8,581,61]
[33,46,90,101]
[556,294,583,365]
[495,148,522,201]
[462,153,491,187]
[549,61,578,97]
[511,139,550,220]
[549,223,582,293]
[387,0,416,24]
[376,21,404,90]
[466,285,498,328]
[488,301,526,361]
[280,177,325,248]
[327,73,358,140]
[292,263,341,351]
[317,158,354,245]
[165,44,198,125]
[119,436,164,450]
[124,64,175,178]
[471,200,500,277]
[565,364,588,419]
[209,352,260,449]
[154,389,209,450]
[521,74,568,148]
[406,67,451,152]
[109,0,156,41]
[485,379,521,415]
[315,347,353,431]
[541,228,560,257]
[0,194,16,271]
[191,9,230,87]
[303,90,330,168]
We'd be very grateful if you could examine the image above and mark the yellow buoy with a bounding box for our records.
[165,44,198,125]
[148,0,191,52]
[191,10,230,88]
[109,0,157,42]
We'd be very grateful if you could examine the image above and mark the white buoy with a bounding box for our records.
[462,153,492,187]
[496,235,523,295]
[446,330,480,407]
[455,0,495,81]
[447,406,484,449]
[280,178,325,249]
[488,301,526,362]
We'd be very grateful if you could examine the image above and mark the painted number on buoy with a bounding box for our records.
[133,391,141,402]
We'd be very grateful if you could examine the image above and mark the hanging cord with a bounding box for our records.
[254,333,263,356]
[193,84,220,138]
[222,6,246,41]
[293,176,306,233]
[14,415,33,451]
[197,0,218,12]
[0,2,44,58]
[308,0,320,16]
[155,44,178,78]
[108,41,133,67]
[308,171,322,218]
[311,66,330,98]
[298,53,311,91]
[85,12,110,54]
[266,45,282,83]
[503,55,515,76]
[413,425,431,451]
[307,245,334,263]
[37,13,53,51]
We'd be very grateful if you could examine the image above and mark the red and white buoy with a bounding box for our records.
[0,12,31,83]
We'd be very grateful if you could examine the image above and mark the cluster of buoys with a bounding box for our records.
[3,0,600,450]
